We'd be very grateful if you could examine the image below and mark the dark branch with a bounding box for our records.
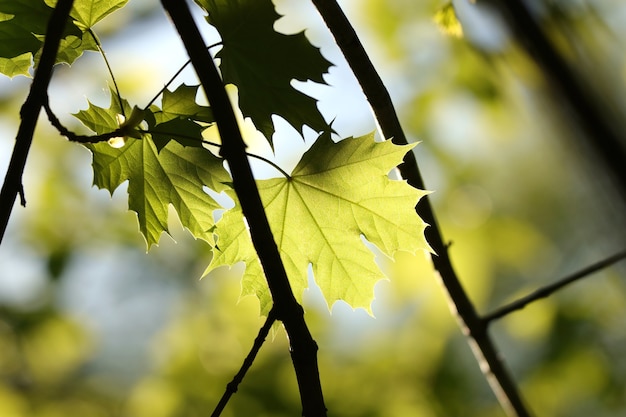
[0,0,75,244]
[483,250,626,323]
[310,1,531,416]
[160,1,327,416]
[43,98,125,143]
[211,309,277,417]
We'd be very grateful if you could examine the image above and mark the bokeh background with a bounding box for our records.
[1,0,626,416]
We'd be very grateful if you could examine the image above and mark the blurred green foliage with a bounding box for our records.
[1,0,626,416]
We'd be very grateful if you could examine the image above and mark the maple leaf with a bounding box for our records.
[206,132,431,314]
[74,92,231,248]
[45,0,128,30]
[0,1,51,63]
[0,0,126,77]
[0,1,73,77]
[147,84,213,150]
[194,0,332,145]
[155,84,213,124]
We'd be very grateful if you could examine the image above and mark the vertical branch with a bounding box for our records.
[309,1,531,416]
[159,1,327,416]
[0,0,75,244]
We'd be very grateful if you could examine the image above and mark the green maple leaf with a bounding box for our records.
[157,84,213,124]
[194,0,331,145]
[74,92,231,248]
[207,132,431,314]
[33,32,98,69]
[0,1,51,60]
[45,0,128,30]
[148,84,214,150]
[0,0,126,77]
[0,52,31,77]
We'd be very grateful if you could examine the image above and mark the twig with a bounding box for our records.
[309,1,531,416]
[0,0,75,244]
[44,100,292,178]
[87,28,125,117]
[43,97,124,143]
[211,309,277,417]
[160,1,327,416]
[143,41,222,110]
[484,250,626,323]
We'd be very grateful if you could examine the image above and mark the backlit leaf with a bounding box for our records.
[0,0,117,77]
[74,92,232,248]
[149,84,213,150]
[207,132,431,314]
[45,0,128,29]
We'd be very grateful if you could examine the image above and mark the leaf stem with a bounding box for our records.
[0,0,75,244]
[144,129,292,178]
[483,250,626,323]
[246,153,291,179]
[141,128,292,178]
[88,28,125,117]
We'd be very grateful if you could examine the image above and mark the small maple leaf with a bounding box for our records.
[75,91,231,248]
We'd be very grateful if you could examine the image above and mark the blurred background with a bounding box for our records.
[1,0,626,416]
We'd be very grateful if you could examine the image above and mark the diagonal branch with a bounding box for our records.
[211,309,277,417]
[484,250,626,323]
[159,1,327,416]
[309,1,531,416]
[0,0,75,245]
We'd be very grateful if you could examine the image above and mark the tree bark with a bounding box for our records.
[0,0,75,244]
[160,1,327,416]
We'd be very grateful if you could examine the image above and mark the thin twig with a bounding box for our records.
[88,28,126,117]
[160,2,327,416]
[484,250,626,323]
[43,97,124,143]
[309,1,531,416]
[211,309,277,417]
[44,100,292,178]
[0,0,75,244]
[143,41,222,110]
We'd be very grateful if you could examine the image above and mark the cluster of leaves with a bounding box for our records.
[0,0,127,76]
[0,0,430,313]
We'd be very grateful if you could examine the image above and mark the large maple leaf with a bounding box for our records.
[194,0,331,145]
[206,132,431,314]
[75,92,231,248]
